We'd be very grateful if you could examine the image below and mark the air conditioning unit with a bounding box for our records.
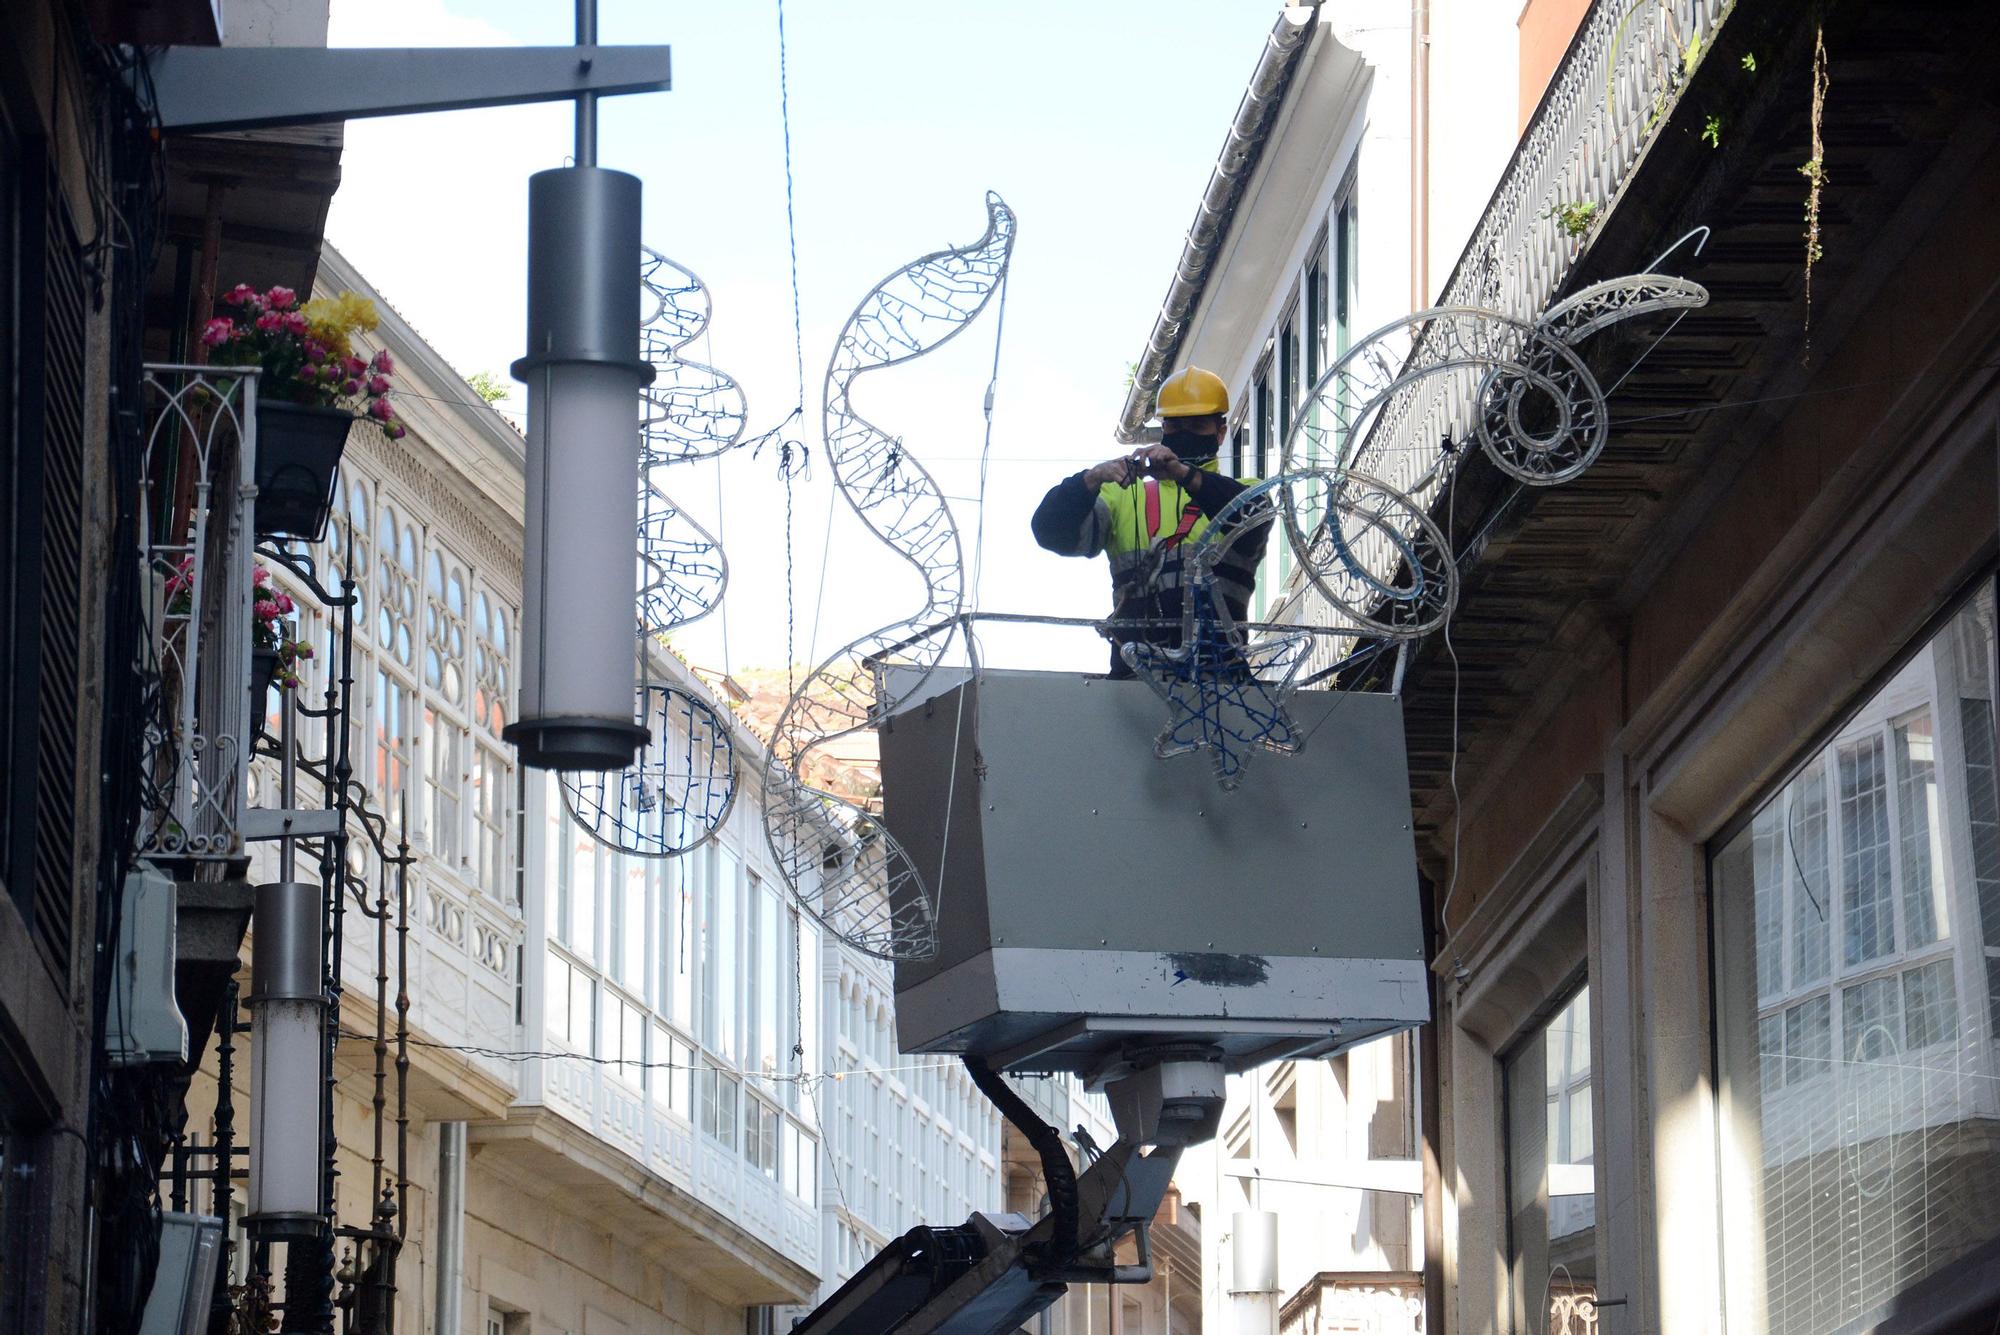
[108,863,189,1068]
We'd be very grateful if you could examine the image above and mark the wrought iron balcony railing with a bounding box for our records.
[1279,0,1732,659]
[136,364,259,865]
[1351,0,1732,504]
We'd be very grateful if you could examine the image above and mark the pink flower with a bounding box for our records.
[369,350,394,375]
[253,599,280,622]
[264,286,297,310]
[274,592,295,614]
[253,567,271,585]
[319,364,341,383]
[200,318,233,347]
[304,340,326,363]
[340,378,361,396]
[343,355,367,377]
[367,396,394,421]
[254,311,285,332]
[295,644,315,660]
[386,423,408,441]
[366,375,390,396]
[223,284,258,306]
[282,311,309,335]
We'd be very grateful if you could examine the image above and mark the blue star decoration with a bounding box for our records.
[1121,603,1310,790]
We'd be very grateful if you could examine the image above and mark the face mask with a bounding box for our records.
[1161,427,1217,463]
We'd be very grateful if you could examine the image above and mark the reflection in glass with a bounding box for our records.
[1505,982,1594,1333]
[1713,588,2000,1333]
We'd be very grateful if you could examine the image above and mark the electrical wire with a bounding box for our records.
[337,1027,969,1086]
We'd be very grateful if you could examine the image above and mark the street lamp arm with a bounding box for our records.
[150,45,671,135]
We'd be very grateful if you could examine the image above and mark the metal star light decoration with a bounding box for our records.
[1121,606,1310,790]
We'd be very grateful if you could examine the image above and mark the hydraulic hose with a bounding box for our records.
[963,1056,1080,1263]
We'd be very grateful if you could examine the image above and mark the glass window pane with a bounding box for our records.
[1892,714,1945,947]
[713,847,738,1061]
[1307,250,1328,388]
[1278,315,1298,446]
[1900,958,1957,1050]
[757,880,781,1078]
[1505,982,1594,1333]
[1781,995,1829,1087]
[1841,975,1901,1064]
[614,855,646,993]
[545,952,569,1042]
[1789,764,1831,986]
[567,831,596,960]
[1712,591,2000,1333]
[1751,805,1783,998]
[1253,372,1272,478]
[1839,737,1894,964]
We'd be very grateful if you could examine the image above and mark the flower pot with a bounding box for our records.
[250,646,282,711]
[255,400,353,542]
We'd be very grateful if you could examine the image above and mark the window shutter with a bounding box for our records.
[6,148,87,984]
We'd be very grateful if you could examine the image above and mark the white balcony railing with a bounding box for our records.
[136,364,259,864]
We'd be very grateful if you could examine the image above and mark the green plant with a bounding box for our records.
[1681,29,1704,76]
[1546,199,1599,239]
[1740,51,1757,72]
[1801,25,1829,339]
[1702,114,1724,148]
[466,370,509,404]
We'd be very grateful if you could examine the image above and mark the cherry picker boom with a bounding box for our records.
[791,666,1431,1333]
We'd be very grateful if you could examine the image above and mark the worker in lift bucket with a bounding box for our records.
[1031,366,1271,678]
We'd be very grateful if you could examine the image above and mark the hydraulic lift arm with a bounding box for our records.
[792,1052,1224,1335]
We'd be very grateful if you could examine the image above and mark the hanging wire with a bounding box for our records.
[774,0,808,414]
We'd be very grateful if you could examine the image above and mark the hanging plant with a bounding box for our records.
[1800,24,1829,341]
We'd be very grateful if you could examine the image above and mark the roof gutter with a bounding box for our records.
[1114,4,1320,444]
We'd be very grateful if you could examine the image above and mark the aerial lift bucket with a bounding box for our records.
[879,667,1430,1076]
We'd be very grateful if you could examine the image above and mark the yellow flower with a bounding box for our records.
[300,291,381,360]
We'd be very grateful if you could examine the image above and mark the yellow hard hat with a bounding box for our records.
[1156,366,1229,419]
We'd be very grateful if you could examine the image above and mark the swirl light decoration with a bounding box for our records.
[561,249,752,857]
[761,191,1017,962]
[1126,274,1706,785]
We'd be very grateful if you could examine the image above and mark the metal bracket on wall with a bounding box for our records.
[149,45,671,134]
[240,808,342,841]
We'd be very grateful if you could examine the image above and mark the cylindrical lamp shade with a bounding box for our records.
[505,165,654,771]
[247,998,323,1234]
[247,880,324,1237]
[1229,1209,1280,1293]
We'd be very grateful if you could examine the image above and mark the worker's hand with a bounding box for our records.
[1082,455,1136,490]
[1133,445,1193,483]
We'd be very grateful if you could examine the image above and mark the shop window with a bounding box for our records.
[1504,980,1595,1334]
[1713,586,2000,1333]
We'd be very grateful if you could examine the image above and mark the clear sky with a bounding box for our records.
[326,0,1282,676]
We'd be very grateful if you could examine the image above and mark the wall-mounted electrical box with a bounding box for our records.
[879,669,1429,1077]
[109,863,190,1067]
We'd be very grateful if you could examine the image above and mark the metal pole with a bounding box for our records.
[575,0,598,166]
[433,1124,467,1335]
[279,687,296,880]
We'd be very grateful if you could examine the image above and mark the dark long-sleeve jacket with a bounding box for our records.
[1031,461,1269,675]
